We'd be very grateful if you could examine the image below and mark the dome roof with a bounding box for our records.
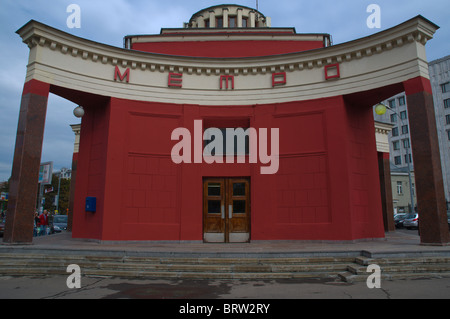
[187,4,270,29]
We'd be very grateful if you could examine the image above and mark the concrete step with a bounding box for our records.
[355,256,450,266]
[0,266,342,280]
[338,256,450,283]
[0,253,353,280]
[338,271,450,283]
[2,252,450,281]
[347,264,450,275]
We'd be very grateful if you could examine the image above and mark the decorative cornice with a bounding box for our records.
[375,121,394,135]
[15,16,439,106]
[17,16,437,78]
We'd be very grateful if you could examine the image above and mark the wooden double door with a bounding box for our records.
[203,178,250,243]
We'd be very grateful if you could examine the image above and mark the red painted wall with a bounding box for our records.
[72,94,385,241]
[72,98,111,240]
[131,40,324,57]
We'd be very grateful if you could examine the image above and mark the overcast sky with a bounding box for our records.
[0,0,449,182]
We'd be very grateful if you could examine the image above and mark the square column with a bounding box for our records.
[378,152,395,232]
[404,77,450,245]
[209,10,216,28]
[3,80,50,244]
[223,8,229,28]
[249,11,256,28]
[237,8,243,27]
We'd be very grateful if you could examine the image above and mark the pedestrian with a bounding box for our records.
[33,211,40,236]
[39,210,49,236]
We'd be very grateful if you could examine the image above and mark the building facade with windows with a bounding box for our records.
[374,93,417,214]
[374,55,450,212]
[429,55,450,210]
[5,5,449,245]
[391,171,417,214]
[376,93,414,170]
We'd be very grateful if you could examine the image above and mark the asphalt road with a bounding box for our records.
[1,273,449,300]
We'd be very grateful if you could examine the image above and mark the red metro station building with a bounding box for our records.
[4,5,450,245]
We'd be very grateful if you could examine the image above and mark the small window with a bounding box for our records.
[441,82,450,93]
[390,114,397,123]
[205,19,210,28]
[233,200,246,214]
[389,99,396,108]
[400,111,407,120]
[402,125,409,135]
[393,141,400,150]
[394,156,402,165]
[397,181,403,194]
[208,200,221,214]
[242,17,248,27]
[447,130,450,141]
[444,98,450,109]
[229,16,237,28]
[392,127,399,137]
[204,127,250,156]
[216,17,224,28]
[404,154,412,164]
[402,139,410,149]
[398,96,406,106]
[446,114,450,125]
[208,183,221,196]
[233,183,246,196]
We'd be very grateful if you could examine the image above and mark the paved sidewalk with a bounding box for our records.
[2,230,450,257]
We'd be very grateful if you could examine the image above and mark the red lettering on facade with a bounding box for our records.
[114,66,130,83]
[220,75,235,89]
[168,72,183,88]
[272,72,287,87]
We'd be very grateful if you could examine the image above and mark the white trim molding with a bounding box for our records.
[17,16,438,106]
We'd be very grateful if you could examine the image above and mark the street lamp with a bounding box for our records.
[375,103,415,214]
[73,106,85,118]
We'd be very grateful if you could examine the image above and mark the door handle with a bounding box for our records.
[229,205,233,219]
[221,205,225,219]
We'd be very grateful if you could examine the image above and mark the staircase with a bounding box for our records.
[338,255,450,282]
[1,250,450,281]
[0,251,355,280]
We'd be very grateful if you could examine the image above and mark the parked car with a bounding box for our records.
[51,215,68,233]
[0,217,5,237]
[394,213,408,228]
[403,213,419,230]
